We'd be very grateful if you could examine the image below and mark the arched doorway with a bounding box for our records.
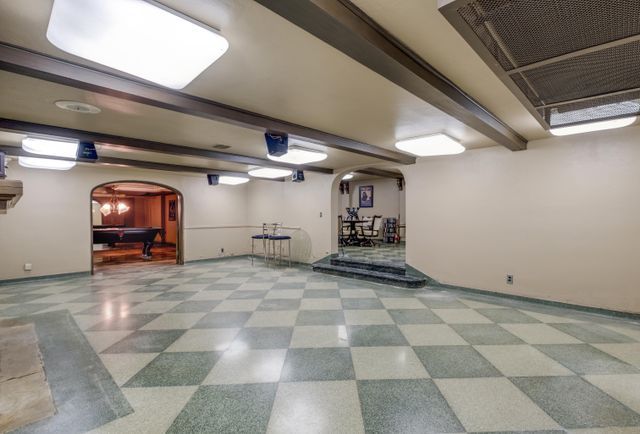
[331,167,406,266]
[90,181,184,273]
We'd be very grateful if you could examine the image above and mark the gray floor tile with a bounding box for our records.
[512,376,640,429]
[341,298,384,310]
[358,379,464,433]
[203,283,242,291]
[168,300,220,313]
[88,314,160,331]
[231,327,293,349]
[124,351,221,387]
[452,324,524,345]
[387,309,443,324]
[303,289,340,298]
[0,303,58,317]
[419,298,468,309]
[193,311,251,328]
[280,348,355,381]
[296,310,346,325]
[550,323,636,343]
[535,344,639,374]
[0,293,50,303]
[413,345,501,378]
[167,383,277,434]
[102,330,186,353]
[151,291,197,301]
[476,308,540,324]
[227,290,268,300]
[257,298,301,311]
[348,325,409,347]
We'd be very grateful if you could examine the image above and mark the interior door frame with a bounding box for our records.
[89,180,185,274]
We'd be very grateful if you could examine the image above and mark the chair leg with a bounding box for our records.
[251,238,254,265]
[288,239,291,267]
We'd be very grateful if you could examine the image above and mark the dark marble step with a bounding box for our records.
[330,257,406,276]
[312,263,426,288]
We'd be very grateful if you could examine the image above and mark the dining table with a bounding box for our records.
[343,219,366,246]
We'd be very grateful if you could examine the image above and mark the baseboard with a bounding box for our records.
[435,282,640,321]
[0,271,91,286]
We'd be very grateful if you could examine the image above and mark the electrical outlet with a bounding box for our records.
[319,211,323,218]
[506,274,514,285]
[24,263,32,271]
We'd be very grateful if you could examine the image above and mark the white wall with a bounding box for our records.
[246,172,333,263]
[0,162,250,280]
[403,125,640,313]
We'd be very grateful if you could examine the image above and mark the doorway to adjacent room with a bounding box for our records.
[90,181,183,273]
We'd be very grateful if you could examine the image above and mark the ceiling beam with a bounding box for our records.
[0,118,333,174]
[0,43,415,165]
[253,0,527,151]
[0,145,286,182]
[356,168,402,179]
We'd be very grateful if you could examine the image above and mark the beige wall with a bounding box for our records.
[0,162,251,280]
[346,178,405,223]
[246,172,333,263]
[403,125,640,313]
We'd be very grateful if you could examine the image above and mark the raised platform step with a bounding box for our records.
[330,257,406,276]
[312,262,426,288]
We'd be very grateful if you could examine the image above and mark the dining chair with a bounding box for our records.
[360,215,383,247]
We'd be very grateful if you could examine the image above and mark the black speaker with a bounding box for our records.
[207,174,219,185]
[292,170,305,182]
[77,141,98,160]
[265,131,288,156]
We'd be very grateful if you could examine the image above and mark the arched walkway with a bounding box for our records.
[90,180,184,273]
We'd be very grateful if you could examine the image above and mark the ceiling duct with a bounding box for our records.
[439,0,640,129]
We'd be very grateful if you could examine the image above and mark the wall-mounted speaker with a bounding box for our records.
[292,170,305,182]
[264,131,288,156]
[77,141,98,160]
[207,174,219,185]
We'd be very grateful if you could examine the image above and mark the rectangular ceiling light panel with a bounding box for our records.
[47,0,229,89]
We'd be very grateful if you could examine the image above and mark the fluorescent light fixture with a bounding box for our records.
[395,133,465,157]
[267,146,328,165]
[219,176,250,185]
[342,173,354,180]
[550,117,637,136]
[18,157,76,171]
[22,137,78,158]
[248,168,293,179]
[46,0,229,89]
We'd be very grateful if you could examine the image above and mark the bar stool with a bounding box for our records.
[251,223,271,265]
[267,223,292,267]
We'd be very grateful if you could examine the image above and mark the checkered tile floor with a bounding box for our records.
[1,257,640,433]
[341,243,405,266]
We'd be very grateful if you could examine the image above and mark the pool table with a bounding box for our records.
[93,227,163,259]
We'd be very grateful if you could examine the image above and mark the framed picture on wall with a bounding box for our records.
[359,185,374,208]
[168,199,176,221]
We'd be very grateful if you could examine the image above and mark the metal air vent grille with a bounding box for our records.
[440,0,640,129]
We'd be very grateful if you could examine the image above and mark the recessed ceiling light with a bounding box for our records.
[55,100,101,114]
[46,0,229,89]
[248,168,293,179]
[18,157,76,171]
[342,173,354,180]
[395,134,465,157]
[219,176,250,185]
[550,117,637,136]
[267,146,328,165]
[22,137,79,159]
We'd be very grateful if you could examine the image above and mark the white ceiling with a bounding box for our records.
[0,0,550,175]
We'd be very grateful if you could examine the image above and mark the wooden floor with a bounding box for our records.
[93,243,176,270]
